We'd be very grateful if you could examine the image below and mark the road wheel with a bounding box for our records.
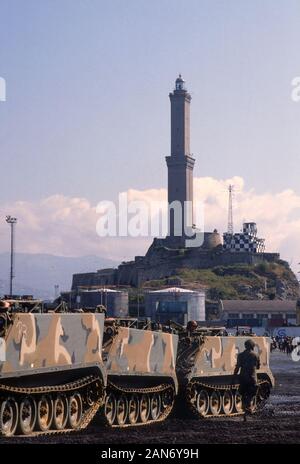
[128,395,139,425]
[53,395,68,430]
[196,389,209,417]
[68,393,83,429]
[36,395,53,431]
[0,397,18,436]
[234,390,243,413]
[104,393,116,426]
[222,390,234,415]
[116,395,128,426]
[209,391,221,416]
[139,394,150,423]
[18,396,37,435]
[150,393,161,420]
[162,387,174,408]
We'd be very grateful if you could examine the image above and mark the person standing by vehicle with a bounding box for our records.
[234,339,260,421]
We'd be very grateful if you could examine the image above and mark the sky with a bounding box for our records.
[0,1,300,269]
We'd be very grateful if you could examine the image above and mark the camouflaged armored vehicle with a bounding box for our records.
[0,302,178,436]
[102,318,178,427]
[175,325,274,418]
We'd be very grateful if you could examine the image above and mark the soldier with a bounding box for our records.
[0,300,11,336]
[187,320,198,333]
[95,304,107,317]
[0,300,10,312]
[234,339,260,421]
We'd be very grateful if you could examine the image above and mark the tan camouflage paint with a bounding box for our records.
[0,313,105,377]
[82,313,103,364]
[105,327,178,387]
[161,332,177,374]
[191,336,274,385]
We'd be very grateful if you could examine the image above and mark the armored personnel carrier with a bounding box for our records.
[101,318,178,427]
[175,324,274,418]
[0,302,178,436]
[0,308,106,436]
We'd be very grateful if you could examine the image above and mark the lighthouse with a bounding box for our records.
[165,75,195,246]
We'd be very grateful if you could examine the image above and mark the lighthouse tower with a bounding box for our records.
[165,75,195,246]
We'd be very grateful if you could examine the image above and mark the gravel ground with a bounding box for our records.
[2,351,300,445]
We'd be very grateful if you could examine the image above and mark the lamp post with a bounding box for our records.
[5,216,17,296]
[54,284,59,299]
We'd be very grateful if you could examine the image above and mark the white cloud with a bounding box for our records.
[1,177,300,273]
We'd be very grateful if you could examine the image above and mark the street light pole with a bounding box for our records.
[54,284,59,299]
[5,216,17,296]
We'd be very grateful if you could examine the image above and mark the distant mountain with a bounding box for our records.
[0,253,117,300]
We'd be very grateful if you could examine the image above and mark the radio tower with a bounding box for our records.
[227,185,234,235]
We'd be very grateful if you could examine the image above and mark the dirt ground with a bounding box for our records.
[2,351,300,445]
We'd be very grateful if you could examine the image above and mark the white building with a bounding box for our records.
[145,287,205,325]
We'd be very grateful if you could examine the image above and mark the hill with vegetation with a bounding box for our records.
[141,260,299,301]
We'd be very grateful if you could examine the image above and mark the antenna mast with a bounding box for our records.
[227,185,234,235]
